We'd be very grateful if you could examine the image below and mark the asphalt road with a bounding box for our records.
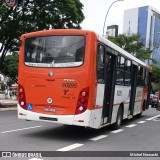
[0,108,160,160]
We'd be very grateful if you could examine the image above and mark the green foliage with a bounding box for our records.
[0,82,5,91]
[0,0,84,69]
[1,52,19,83]
[108,34,155,63]
[151,65,160,83]
[108,34,143,54]
[152,82,160,93]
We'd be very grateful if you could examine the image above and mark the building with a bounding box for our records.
[106,25,118,37]
[123,6,160,66]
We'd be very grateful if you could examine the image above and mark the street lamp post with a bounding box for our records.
[103,0,124,36]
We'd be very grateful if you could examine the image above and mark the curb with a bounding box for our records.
[0,107,17,111]
[0,100,17,111]
[0,104,17,111]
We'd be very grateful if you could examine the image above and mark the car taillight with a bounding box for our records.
[153,96,158,99]
[75,87,89,115]
[18,84,27,110]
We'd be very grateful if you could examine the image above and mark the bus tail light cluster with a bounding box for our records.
[18,84,27,110]
[75,87,89,114]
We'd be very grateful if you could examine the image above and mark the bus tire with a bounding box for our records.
[112,106,123,130]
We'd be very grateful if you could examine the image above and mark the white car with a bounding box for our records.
[150,93,158,108]
[0,91,5,99]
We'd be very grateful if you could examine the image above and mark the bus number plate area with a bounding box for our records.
[43,106,56,112]
[34,106,65,115]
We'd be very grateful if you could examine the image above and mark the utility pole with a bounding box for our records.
[103,0,124,37]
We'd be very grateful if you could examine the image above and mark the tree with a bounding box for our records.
[0,0,84,69]
[108,34,156,63]
[151,65,160,92]
[1,52,18,83]
[151,65,160,83]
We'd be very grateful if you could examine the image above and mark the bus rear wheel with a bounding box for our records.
[112,106,123,130]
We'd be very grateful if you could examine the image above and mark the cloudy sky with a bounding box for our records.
[80,0,160,36]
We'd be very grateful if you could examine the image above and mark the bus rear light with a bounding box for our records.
[79,98,86,104]
[79,106,84,111]
[20,94,24,99]
[18,84,27,110]
[81,91,87,97]
[75,87,89,115]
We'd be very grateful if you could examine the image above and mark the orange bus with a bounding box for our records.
[18,29,152,129]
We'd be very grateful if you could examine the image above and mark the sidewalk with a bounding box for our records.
[0,99,17,111]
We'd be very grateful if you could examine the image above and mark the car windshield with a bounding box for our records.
[0,91,4,94]
[155,92,158,96]
[24,35,85,68]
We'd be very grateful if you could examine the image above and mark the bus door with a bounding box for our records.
[102,50,117,125]
[129,63,138,116]
[146,72,152,109]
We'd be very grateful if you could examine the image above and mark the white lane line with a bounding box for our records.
[137,121,146,124]
[56,143,83,151]
[111,129,124,133]
[1,126,42,134]
[126,124,137,128]
[29,158,43,160]
[89,135,108,141]
[146,114,160,121]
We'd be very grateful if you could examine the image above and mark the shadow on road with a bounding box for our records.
[21,124,113,143]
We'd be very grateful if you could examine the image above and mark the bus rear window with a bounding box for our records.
[24,35,85,68]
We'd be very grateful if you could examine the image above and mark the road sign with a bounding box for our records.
[3,0,17,8]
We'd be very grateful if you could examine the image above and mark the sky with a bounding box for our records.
[80,0,160,36]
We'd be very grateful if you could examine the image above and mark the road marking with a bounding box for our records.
[89,135,108,141]
[111,129,124,133]
[56,143,83,151]
[137,121,146,124]
[153,117,160,121]
[29,158,43,160]
[146,114,160,121]
[126,124,137,128]
[1,126,42,134]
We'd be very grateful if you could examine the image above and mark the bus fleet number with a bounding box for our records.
[62,82,77,88]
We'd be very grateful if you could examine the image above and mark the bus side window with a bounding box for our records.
[116,56,125,85]
[97,45,105,83]
[137,66,145,86]
[143,68,147,86]
[125,60,131,86]
[145,70,148,86]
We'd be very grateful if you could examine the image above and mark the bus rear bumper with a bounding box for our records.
[17,104,91,127]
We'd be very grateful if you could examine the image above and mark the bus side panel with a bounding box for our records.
[111,85,131,124]
[133,87,142,115]
[88,34,105,129]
